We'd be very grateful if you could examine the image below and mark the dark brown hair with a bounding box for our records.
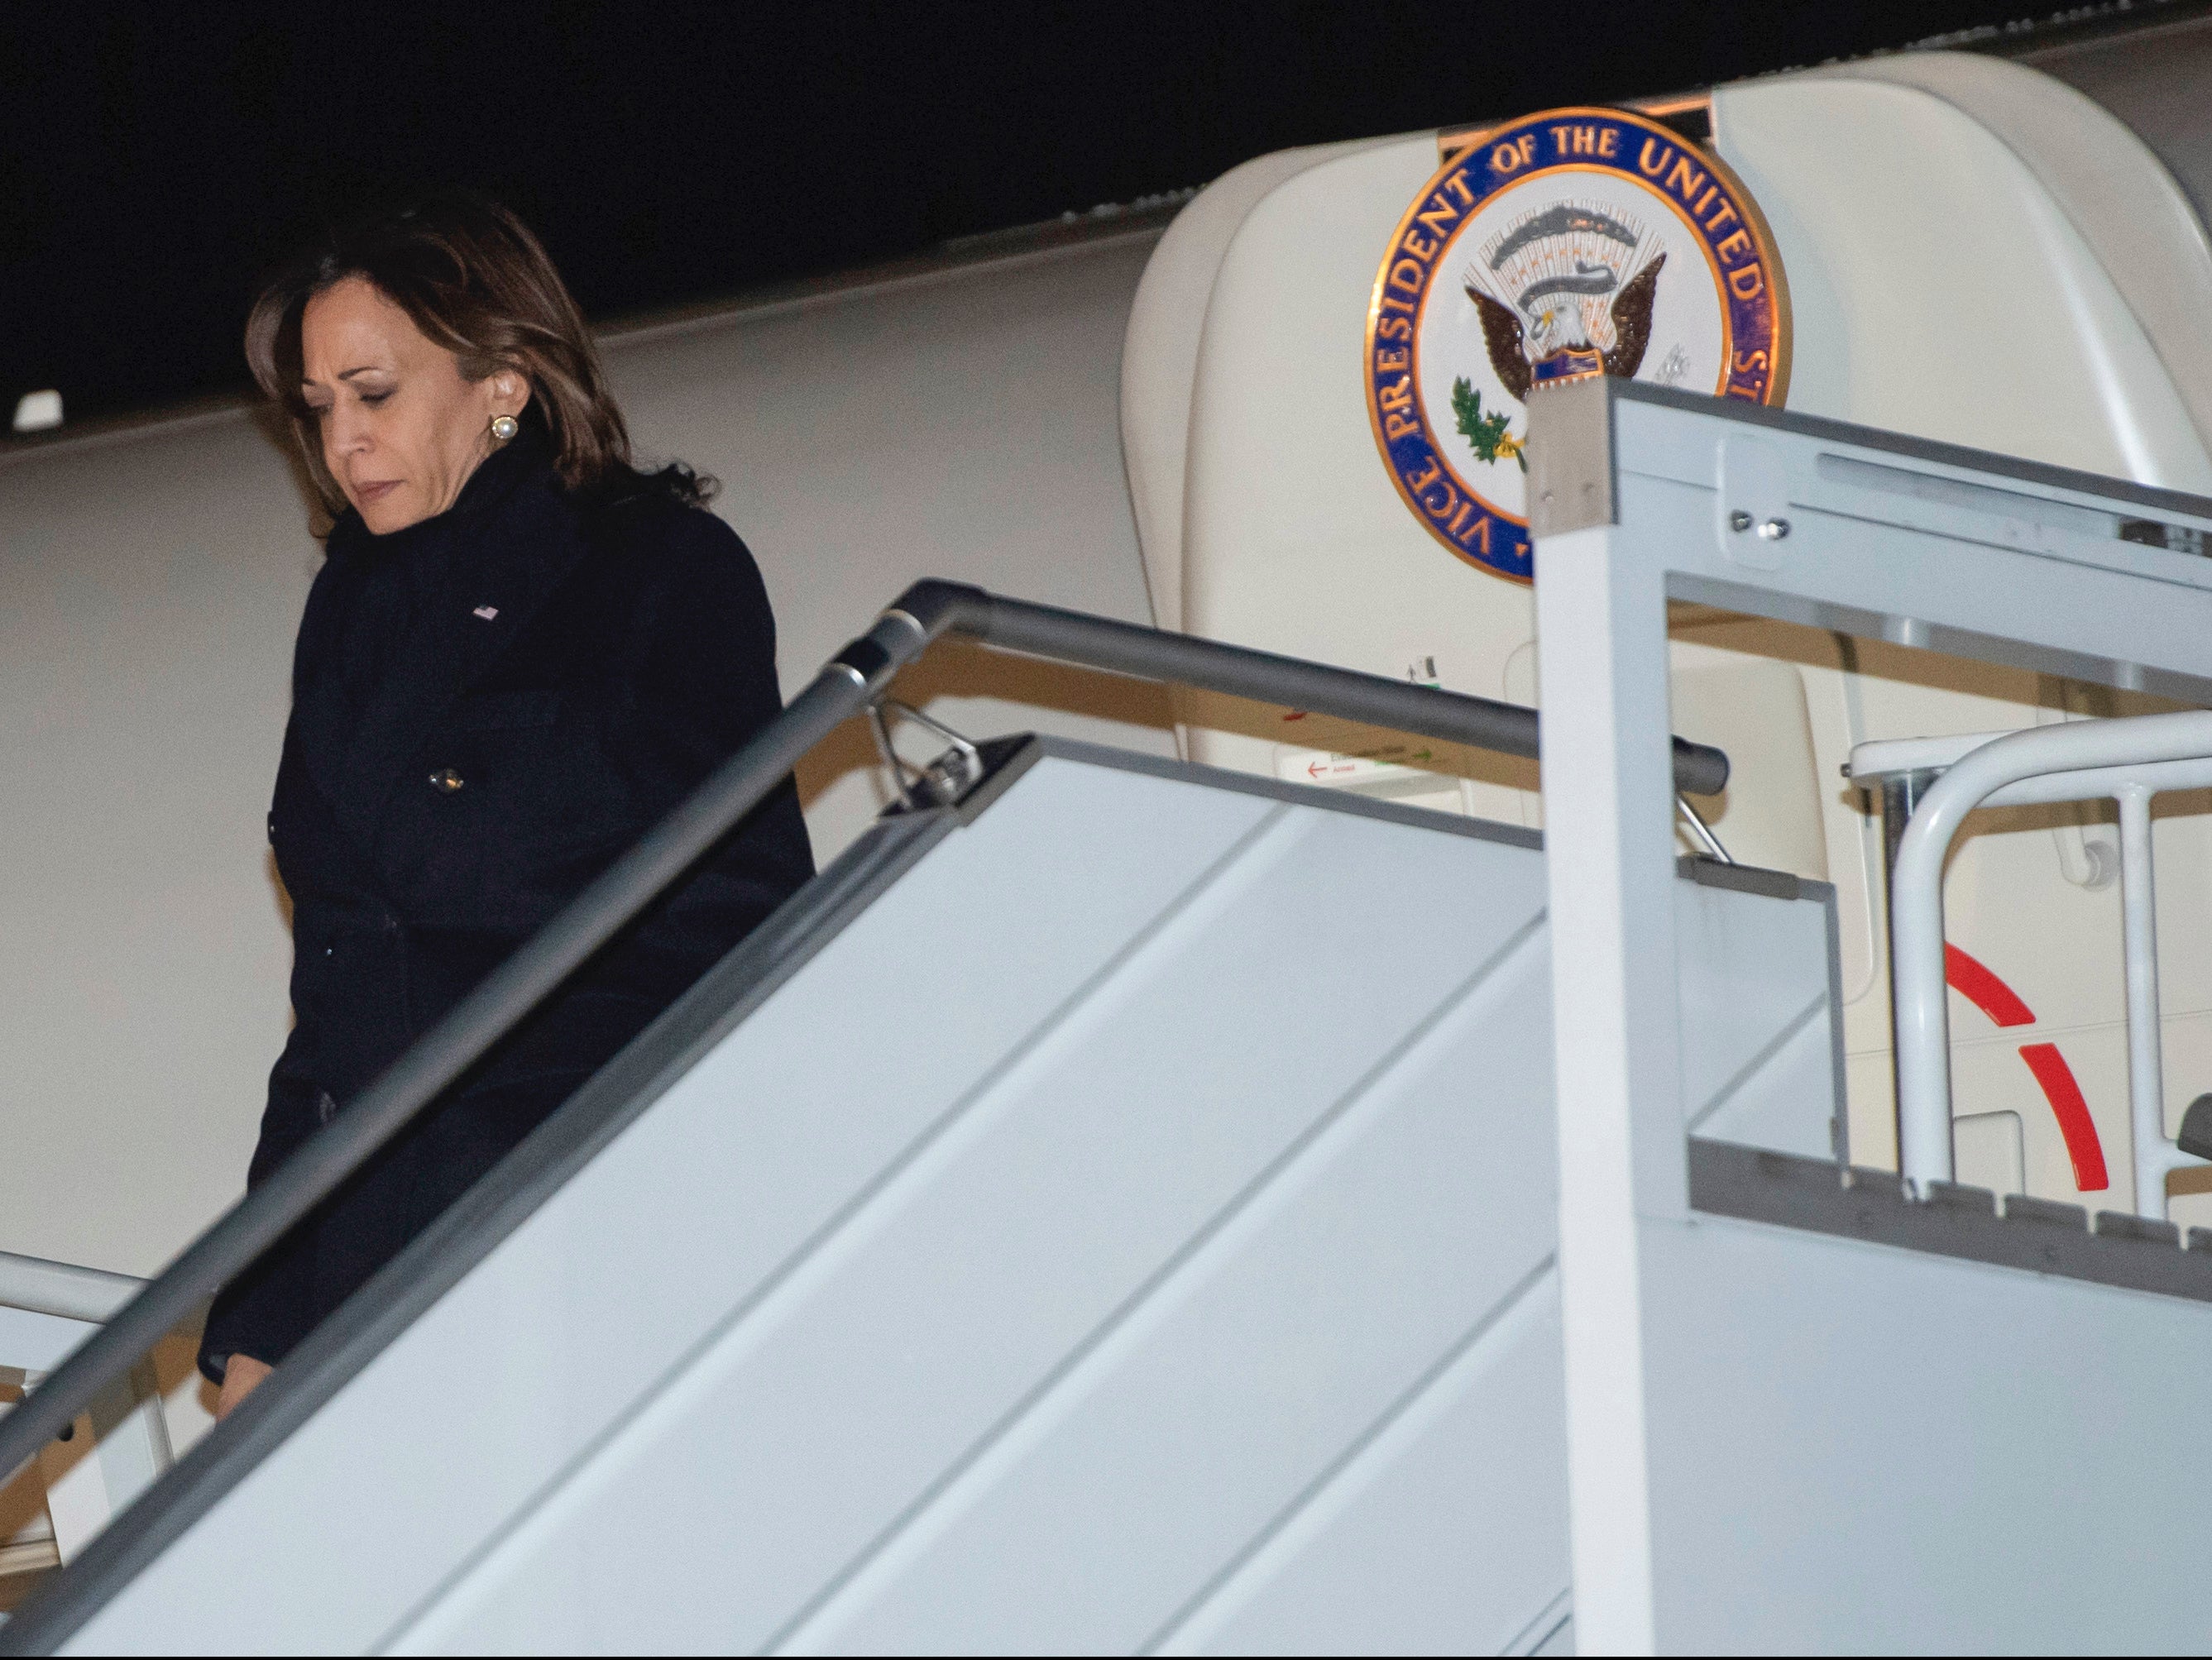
[246,191,711,520]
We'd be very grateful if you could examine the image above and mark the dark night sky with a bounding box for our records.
[0,2,2134,426]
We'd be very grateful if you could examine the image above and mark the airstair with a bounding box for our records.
[7,383,2212,1653]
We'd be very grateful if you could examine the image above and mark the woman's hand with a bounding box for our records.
[215,1355,274,1419]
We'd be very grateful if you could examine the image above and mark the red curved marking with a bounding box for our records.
[2018,1042,2109,1191]
[1945,944,2037,1028]
[1938,946,2109,1193]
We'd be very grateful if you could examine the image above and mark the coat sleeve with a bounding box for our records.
[196,1056,324,1381]
[620,505,790,765]
[610,506,815,973]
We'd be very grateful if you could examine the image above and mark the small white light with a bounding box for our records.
[12,390,62,433]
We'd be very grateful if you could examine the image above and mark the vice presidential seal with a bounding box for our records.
[1367,106,1789,581]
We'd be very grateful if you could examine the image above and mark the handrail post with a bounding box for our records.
[1890,787,1963,1191]
[1876,766,1941,1144]
[2119,783,2171,1219]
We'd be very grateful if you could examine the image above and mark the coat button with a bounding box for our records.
[429,768,465,793]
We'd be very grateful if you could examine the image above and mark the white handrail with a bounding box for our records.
[0,1251,170,1573]
[0,1250,139,1325]
[1884,709,2212,1205]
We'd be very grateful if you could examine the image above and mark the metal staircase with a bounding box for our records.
[15,736,1835,1653]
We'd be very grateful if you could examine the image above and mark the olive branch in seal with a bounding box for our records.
[1451,377,1527,471]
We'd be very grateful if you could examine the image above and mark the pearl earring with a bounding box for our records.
[490,414,519,443]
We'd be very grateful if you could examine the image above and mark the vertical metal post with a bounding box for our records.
[1527,376,1692,1653]
[1891,788,1973,1193]
[1879,768,1943,1179]
[1534,525,1678,1657]
[28,1356,174,1565]
[2118,784,2168,1220]
[1879,770,1936,885]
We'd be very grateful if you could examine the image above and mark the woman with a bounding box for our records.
[200,195,814,1416]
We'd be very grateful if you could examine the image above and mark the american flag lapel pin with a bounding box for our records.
[472,605,499,621]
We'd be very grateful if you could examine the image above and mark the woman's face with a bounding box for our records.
[299,277,529,534]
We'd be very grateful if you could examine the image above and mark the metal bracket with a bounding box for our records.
[866,699,986,810]
[1525,375,1616,538]
[1674,794,1734,864]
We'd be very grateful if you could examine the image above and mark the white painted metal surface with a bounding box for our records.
[61,744,1835,1653]
[1639,1208,2212,1651]
[1532,519,1671,1653]
[1533,379,2212,1651]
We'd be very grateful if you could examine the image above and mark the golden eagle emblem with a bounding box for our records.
[1463,201,1665,402]
[1363,106,1789,580]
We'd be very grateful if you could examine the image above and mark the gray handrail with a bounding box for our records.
[947,586,1729,794]
[0,579,1729,1490]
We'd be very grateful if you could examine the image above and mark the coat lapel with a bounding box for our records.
[327,465,590,844]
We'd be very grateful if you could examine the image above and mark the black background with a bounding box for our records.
[0,2,2109,424]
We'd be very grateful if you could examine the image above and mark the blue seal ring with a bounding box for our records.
[1367,105,1791,581]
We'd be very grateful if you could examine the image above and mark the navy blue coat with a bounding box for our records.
[199,433,813,1380]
